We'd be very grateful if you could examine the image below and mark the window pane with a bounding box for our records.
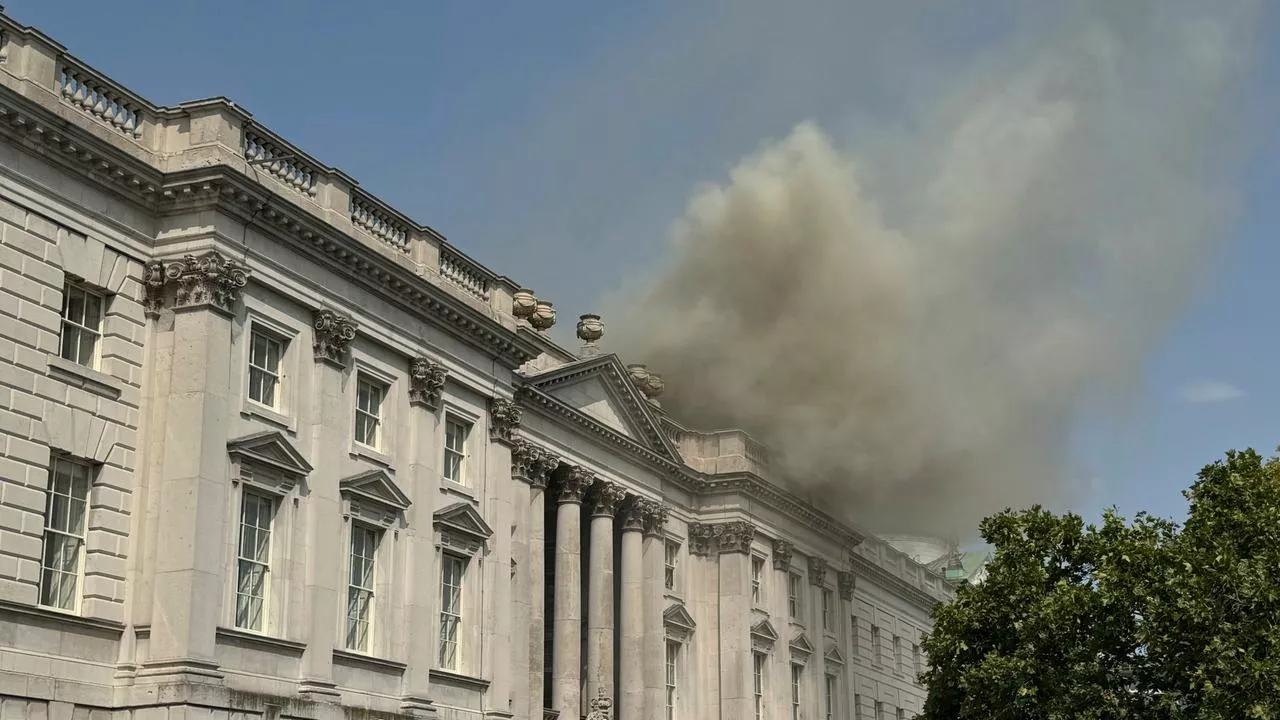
[60,325,79,363]
[84,291,102,327]
[65,287,85,325]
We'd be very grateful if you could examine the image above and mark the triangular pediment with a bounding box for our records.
[523,354,680,462]
[663,603,697,632]
[790,631,815,656]
[339,469,411,512]
[434,502,494,543]
[750,618,779,642]
[227,431,313,477]
[824,643,845,665]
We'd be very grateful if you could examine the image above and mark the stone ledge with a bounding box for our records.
[0,596,124,637]
[46,355,125,401]
[332,648,407,675]
[428,668,490,692]
[215,626,307,656]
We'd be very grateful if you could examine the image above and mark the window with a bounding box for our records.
[896,709,906,720]
[39,457,91,610]
[664,539,680,591]
[354,375,386,449]
[752,652,767,720]
[852,615,860,655]
[443,417,470,484]
[751,555,765,604]
[665,639,679,720]
[790,663,802,720]
[234,492,274,631]
[913,643,922,677]
[894,635,902,673]
[346,524,379,652]
[871,625,882,664]
[439,554,466,669]
[824,674,836,720]
[247,329,284,409]
[876,702,884,720]
[60,282,103,368]
[822,588,834,631]
[788,572,802,620]
[854,694,862,720]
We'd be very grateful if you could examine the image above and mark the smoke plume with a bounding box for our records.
[609,1,1259,535]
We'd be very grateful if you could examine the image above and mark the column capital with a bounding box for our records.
[144,250,249,317]
[313,307,357,367]
[838,571,855,601]
[588,480,627,518]
[489,397,523,445]
[808,557,828,586]
[689,521,756,555]
[639,500,668,538]
[557,466,593,504]
[408,356,448,410]
[618,496,647,532]
[771,539,794,571]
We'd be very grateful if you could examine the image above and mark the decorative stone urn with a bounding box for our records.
[626,363,650,389]
[577,313,604,356]
[641,372,664,400]
[529,300,556,330]
[512,288,537,320]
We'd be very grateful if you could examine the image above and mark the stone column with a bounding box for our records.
[838,569,856,718]
[401,357,448,715]
[698,522,756,720]
[618,499,647,720]
[552,466,591,718]
[139,251,248,682]
[521,445,557,719]
[586,480,626,707]
[641,504,668,720]
[298,307,358,700]
[483,399,522,719]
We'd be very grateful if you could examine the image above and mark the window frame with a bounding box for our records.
[233,490,275,633]
[824,673,837,720]
[788,571,803,621]
[821,587,834,632]
[752,651,767,720]
[38,455,93,612]
[442,415,472,486]
[894,634,903,674]
[790,662,803,720]
[246,327,286,411]
[665,638,680,720]
[438,552,467,670]
[59,281,105,370]
[751,554,765,606]
[664,538,681,593]
[354,373,388,451]
[871,624,882,665]
[345,522,381,653]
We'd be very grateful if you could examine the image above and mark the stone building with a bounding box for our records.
[0,10,953,720]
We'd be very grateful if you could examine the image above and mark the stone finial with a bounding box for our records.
[640,500,668,538]
[577,314,604,358]
[557,466,593,504]
[716,520,756,555]
[838,571,855,601]
[512,288,537,320]
[313,307,357,366]
[408,356,448,410]
[144,251,250,317]
[489,398,522,445]
[808,557,829,587]
[619,496,647,532]
[772,539,794,571]
[626,364,650,393]
[530,300,556,331]
[588,480,626,518]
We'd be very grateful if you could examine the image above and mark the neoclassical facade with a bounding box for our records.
[0,11,954,720]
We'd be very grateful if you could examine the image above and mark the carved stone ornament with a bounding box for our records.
[313,308,357,366]
[588,480,627,518]
[586,690,613,720]
[143,251,249,317]
[619,496,647,532]
[808,557,829,587]
[529,449,558,491]
[512,288,537,320]
[716,520,756,555]
[688,523,717,557]
[557,466,594,504]
[838,571,855,601]
[510,438,544,484]
[577,313,604,358]
[489,397,522,445]
[772,539,794,571]
[530,300,556,331]
[408,356,448,410]
[641,500,668,538]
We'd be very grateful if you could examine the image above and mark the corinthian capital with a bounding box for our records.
[144,250,250,317]
[408,356,448,410]
[489,397,522,445]
[557,466,594,504]
[588,480,627,518]
[313,308,357,367]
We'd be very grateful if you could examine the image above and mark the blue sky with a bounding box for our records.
[15,1,1280,529]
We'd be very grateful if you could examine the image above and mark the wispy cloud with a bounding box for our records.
[1180,380,1245,403]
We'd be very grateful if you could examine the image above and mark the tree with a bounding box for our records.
[920,448,1280,719]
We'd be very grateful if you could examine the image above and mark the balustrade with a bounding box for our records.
[244,129,319,197]
[350,192,411,252]
[440,248,491,301]
[57,64,145,139]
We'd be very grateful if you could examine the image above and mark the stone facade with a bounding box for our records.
[0,11,952,720]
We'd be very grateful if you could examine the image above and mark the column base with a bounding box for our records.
[400,694,441,718]
[297,678,342,701]
[134,658,224,684]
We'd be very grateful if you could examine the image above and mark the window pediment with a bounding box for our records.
[228,431,312,478]
[751,618,779,652]
[664,603,696,641]
[434,502,494,556]
[790,631,815,661]
[824,642,845,666]
[340,469,411,527]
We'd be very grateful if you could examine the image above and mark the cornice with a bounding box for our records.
[528,356,677,457]
[848,552,950,611]
[700,473,864,549]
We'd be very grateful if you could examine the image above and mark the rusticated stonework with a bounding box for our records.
[313,307,357,366]
[808,557,828,586]
[772,539,794,571]
[144,251,249,317]
[588,481,627,518]
[489,397,522,445]
[408,356,448,410]
[838,571,855,600]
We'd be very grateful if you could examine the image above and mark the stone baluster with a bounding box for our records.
[618,498,648,720]
[586,480,626,708]
[552,466,592,718]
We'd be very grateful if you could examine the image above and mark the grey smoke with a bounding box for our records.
[609,0,1259,535]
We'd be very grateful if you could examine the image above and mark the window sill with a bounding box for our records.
[240,401,296,433]
[333,648,407,673]
[47,355,124,400]
[440,479,477,502]
[216,626,306,656]
[0,597,124,636]
[663,590,684,604]
[429,668,490,691]
[350,443,393,467]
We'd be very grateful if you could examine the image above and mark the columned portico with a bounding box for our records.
[586,480,626,708]
[553,466,592,718]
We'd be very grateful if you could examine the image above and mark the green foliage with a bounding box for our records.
[920,448,1280,720]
